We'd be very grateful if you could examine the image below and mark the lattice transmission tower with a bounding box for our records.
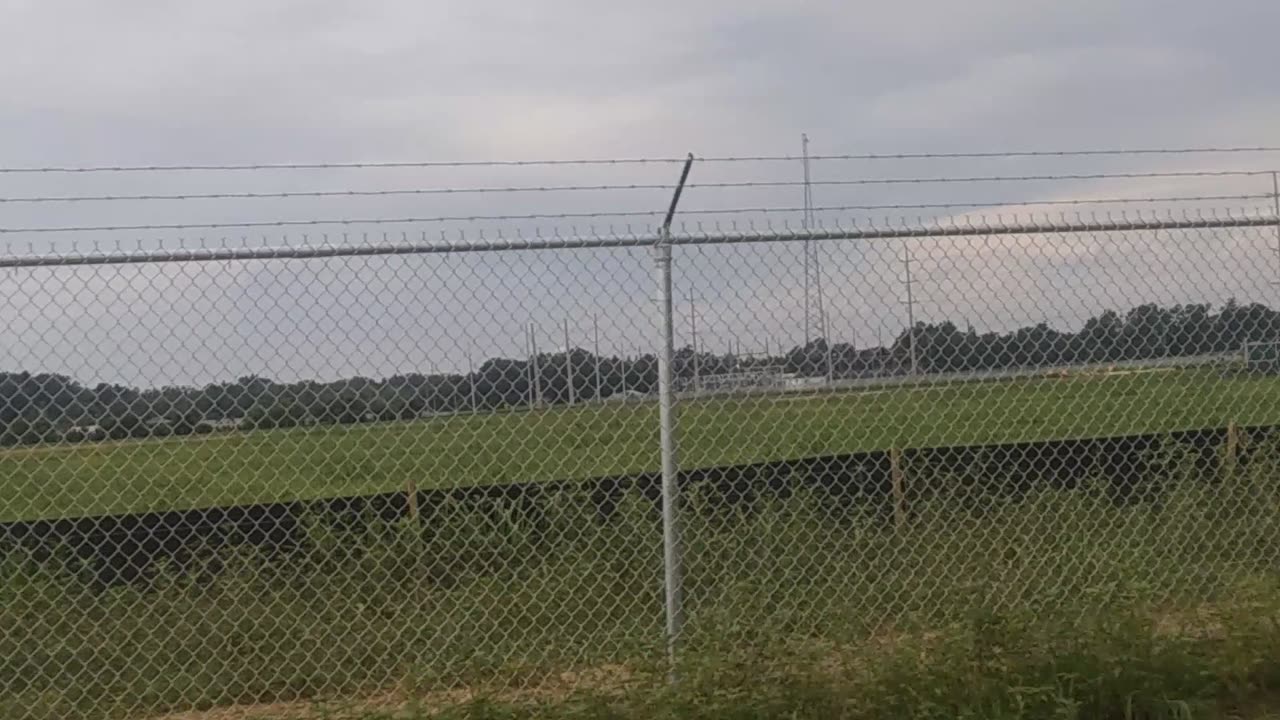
[801,133,829,347]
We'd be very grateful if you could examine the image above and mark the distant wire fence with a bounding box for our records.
[4,144,1280,240]
[3,146,1280,719]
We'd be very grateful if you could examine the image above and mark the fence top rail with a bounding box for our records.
[0,211,1274,268]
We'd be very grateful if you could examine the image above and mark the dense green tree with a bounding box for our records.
[0,300,1275,447]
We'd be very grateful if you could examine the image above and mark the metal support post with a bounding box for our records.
[655,153,693,679]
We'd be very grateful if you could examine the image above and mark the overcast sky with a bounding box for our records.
[2,1,1280,387]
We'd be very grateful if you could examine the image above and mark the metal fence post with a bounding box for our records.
[654,232,682,674]
[656,153,694,678]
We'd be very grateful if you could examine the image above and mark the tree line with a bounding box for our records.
[1,300,1277,446]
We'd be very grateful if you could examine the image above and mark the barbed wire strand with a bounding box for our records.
[717,193,1276,214]
[3,170,1277,204]
[1,194,1271,234]
[0,158,689,174]
[2,147,1279,174]
[700,147,1280,162]
[692,170,1278,188]
[0,183,676,204]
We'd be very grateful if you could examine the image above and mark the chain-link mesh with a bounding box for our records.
[1,208,1279,718]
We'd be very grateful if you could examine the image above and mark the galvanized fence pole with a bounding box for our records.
[656,154,694,677]
[654,229,682,673]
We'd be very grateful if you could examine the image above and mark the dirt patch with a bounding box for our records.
[146,691,404,720]
[147,665,641,720]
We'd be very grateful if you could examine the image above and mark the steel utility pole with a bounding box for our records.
[593,313,603,402]
[815,245,834,383]
[563,318,575,406]
[525,325,534,410]
[901,246,919,377]
[622,346,633,399]
[800,133,827,350]
[687,289,700,394]
[529,322,543,408]
[803,134,811,347]
[467,351,478,413]
[823,305,834,383]
[1273,172,1280,288]
[877,321,886,377]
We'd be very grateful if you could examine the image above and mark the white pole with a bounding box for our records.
[802,133,811,347]
[530,323,543,408]
[655,154,692,680]
[878,321,886,377]
[622,348,630,399]
[687,289,699,394]
[817,249,833,382]
[593,313,603,402]
[467,351,478,413]
[823,308,834,383]
[564,318,575,406]
[525,325,535,411]
[903,246,918,377]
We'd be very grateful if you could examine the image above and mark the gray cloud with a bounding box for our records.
[1,0,1279,386]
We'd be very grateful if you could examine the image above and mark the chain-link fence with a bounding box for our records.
[2,153,1280,718]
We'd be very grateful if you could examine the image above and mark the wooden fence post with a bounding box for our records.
[1223,422,1240,480]
[890,447,908,530]
[406,478,419,524]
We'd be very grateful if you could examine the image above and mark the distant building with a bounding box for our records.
[64,424,105,442]
[689,367,786,393]
[782,374,826,390]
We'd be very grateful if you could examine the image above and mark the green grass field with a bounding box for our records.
[4,367,1280,522]
[5,474,1280,720]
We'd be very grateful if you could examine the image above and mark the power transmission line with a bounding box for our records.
[17,168,1266,204]
[4,146,1276,173]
